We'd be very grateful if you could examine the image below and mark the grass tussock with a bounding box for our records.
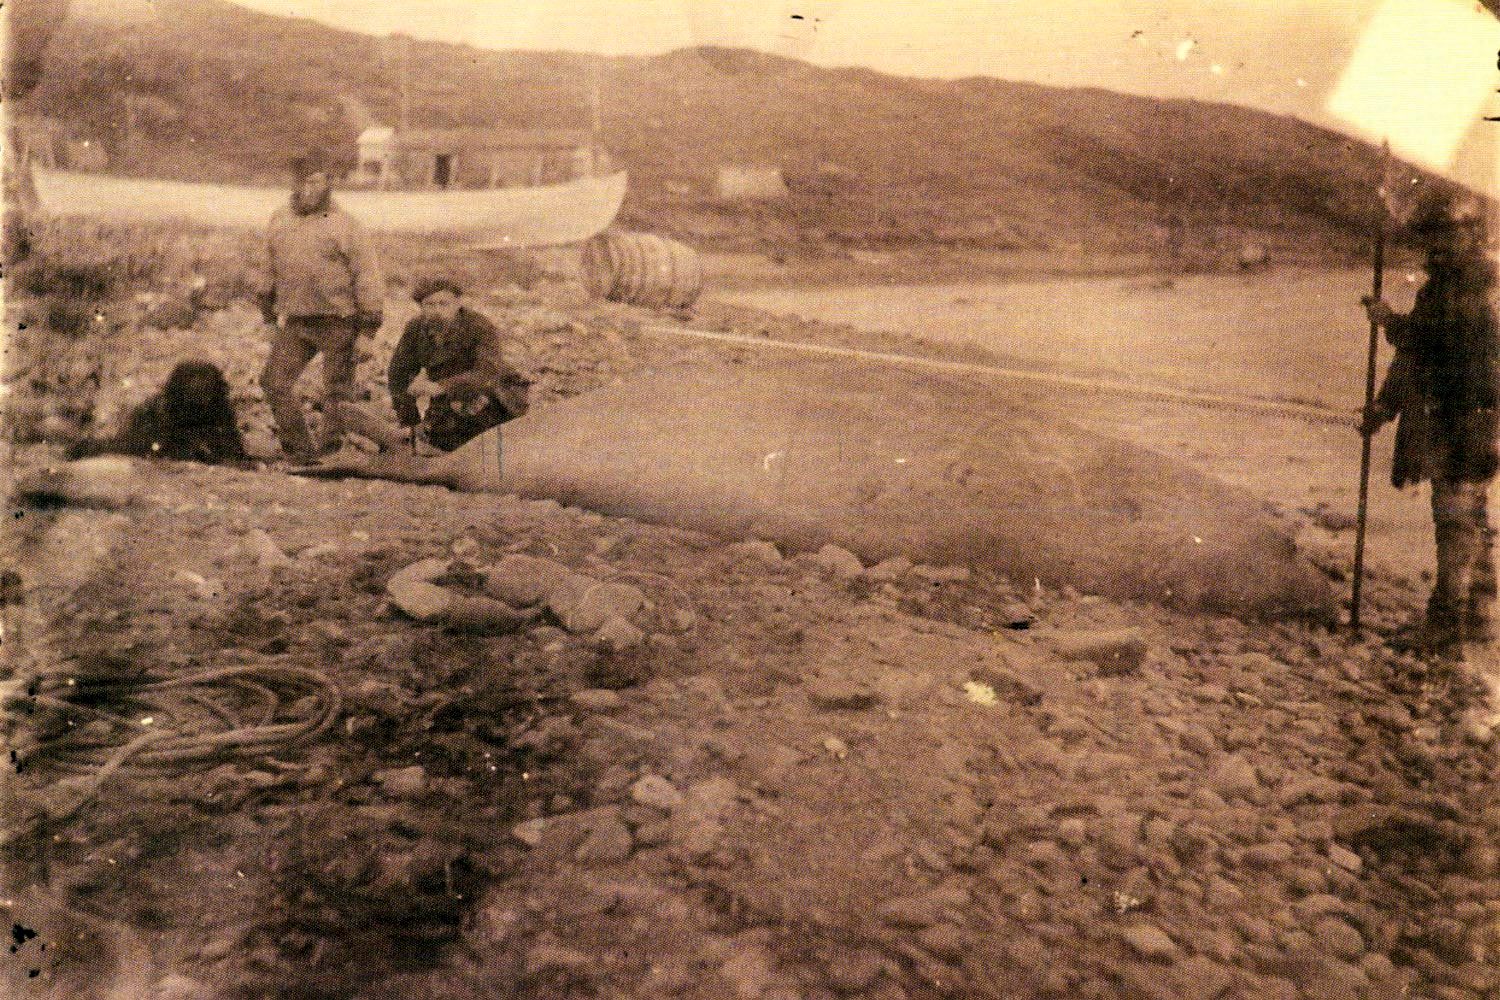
[8,217,549,312]
[10,218,264,305]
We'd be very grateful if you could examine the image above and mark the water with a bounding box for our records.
[720,267,1423,413]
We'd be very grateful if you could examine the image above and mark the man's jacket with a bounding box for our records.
[388,306,530,427]
[1376,258,1500,486]
[264,202,384,319]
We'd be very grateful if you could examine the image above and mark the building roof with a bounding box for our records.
[357,126,592,152]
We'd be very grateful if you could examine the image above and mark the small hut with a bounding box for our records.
[714,164,789,201]
[10,116,63,167]
[354,126,598,190]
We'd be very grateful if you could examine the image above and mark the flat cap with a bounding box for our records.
[412,277,464,303]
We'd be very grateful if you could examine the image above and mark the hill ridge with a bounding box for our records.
[17,0,1392,253]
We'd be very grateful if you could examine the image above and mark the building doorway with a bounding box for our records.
[433,154,453,189]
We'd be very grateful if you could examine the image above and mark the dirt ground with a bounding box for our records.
[4,260,1499,1000]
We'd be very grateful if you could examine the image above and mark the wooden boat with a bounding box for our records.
[27,166,628,247]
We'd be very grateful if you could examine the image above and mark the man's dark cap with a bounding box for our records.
[290,148,333,180]
[1408,187,1486,235]
[412,277,464,303]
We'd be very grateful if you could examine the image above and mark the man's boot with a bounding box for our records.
[1411,480,1482,659]
[1388,600,1464,658]
[1467,526,1497,644]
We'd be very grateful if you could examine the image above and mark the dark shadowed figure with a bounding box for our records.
[1363,189,1498,657]
[68,360,247,464]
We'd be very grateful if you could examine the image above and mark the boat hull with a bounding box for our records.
[28,167,628,246]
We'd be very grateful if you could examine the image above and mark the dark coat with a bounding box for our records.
[387,307,530,428]
[1375,257,1500,487]
[68,362,247,464]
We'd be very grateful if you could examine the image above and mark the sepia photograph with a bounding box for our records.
[3,1,1500,997]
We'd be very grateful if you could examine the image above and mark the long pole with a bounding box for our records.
[1351,139,1391,634]
[399,33,411,132]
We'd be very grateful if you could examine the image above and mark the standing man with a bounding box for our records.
[1362,188,1498,658]
[259,149,384,461]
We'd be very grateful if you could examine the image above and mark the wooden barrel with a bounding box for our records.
[580,230,704,310]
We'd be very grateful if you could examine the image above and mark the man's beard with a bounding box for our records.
[292,187,332,215]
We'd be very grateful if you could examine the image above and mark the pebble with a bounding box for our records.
[573,815,634,864]
[1048,627,1149,675]
[864,556,913,582]
[1242,840,1294,868]
[524,942,595,977]
[1177,724,1218,756]
[445,594,535,633]
[1291,894,1347,923]
[544,573,600,623]
[1253,976,1299,1000]
[1233,913,1275,944]
[1056,818,1088,849]
[1327,844,1363,874]
[594,615,645,651]
[1121,924,1177,960]
[1313,917,1365,960]
[674,777,739,856]
[916,922,966,962]
[373,765,428,800]
[1461,841,1497,879]
[566,581,647,633]
[814,544,865,579]
[512,818,547,848]
[1278,776,1349,807]
[806,677,881,711]
[298,542,339,560]
[483,554,573,606]
[720,944,776,999]
[151,974,212,1000]
[387,579,453,621]
[1296,819,1334,845]
[1359,953,1397,983]
[529,624,567,646]
[388,557,449,591]
[571,689,624,712]
[1211,755,1262,801]
[727,539,784,565]
[241,528,292,569]
[1203,875,1243,910]
[1288,866,1327,896]
[824,947,886,993]
[910,564,971,583]
[630,774,684,811]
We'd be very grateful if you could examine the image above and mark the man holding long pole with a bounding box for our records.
[1360,186,1498,660]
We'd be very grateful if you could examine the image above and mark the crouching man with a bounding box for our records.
[343,279,529,454]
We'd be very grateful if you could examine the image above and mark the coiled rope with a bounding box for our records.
[6,662,341,818]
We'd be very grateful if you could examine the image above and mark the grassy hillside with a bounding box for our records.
[17,0,1394,255]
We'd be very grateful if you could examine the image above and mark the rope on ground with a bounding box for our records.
[602,568,700,636]
[6,662,341,819]
[640,323,1351,428]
